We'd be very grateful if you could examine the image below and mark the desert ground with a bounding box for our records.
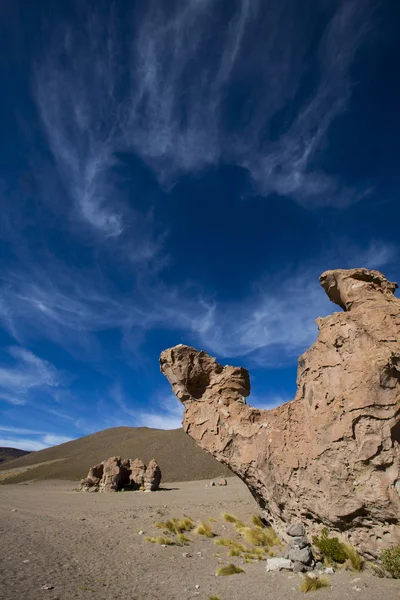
[0,478,399,600]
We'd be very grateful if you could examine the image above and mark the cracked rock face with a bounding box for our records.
[160,268,400,557]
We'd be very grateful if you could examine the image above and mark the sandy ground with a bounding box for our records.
[0,479,399,600]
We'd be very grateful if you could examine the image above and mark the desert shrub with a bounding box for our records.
[216,564,244,576]
[312,528,347,564]
[343,544,364,571]
[300,575,330,593]
[381,546,400,579]
[209,516,217,523]
[194,522,215,537]
[208,596,221,600]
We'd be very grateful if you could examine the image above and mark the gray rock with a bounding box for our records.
[282,544,290,559]
[315,561,324,570]
[289,546,313,565]
[286,522,305,537]
[290,535,308,549]
[265,558,293,572]
[293,561,306,573]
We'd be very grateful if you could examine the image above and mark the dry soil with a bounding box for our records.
[0,478,399,600]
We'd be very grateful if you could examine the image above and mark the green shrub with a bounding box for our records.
[381,546,400,579]
[312,528,347,563]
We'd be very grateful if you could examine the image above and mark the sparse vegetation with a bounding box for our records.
[144,535,175,545]
[194,521,215,537]
[381,546,400,579]
[176,533,191,545]
[209,516,217,523]
[208,596,222,600]
[343,544,364,571]
[216,564,244,576]
[155,516,195,534]
[222,512,245,528]
[300,575,330,593]
[312,528,347,564]
[240,526,279,548]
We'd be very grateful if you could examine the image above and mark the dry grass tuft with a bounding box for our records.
[216,564,244,576]
[208,596,222,600]
[343,544,364,571]
[176,533,191,545]
[154,517,194,534]
[381,546,400,579]
[209,516,218,523]
[251,514,265,528]
[300,575,330,593]
[240,526,279,547]
[222,512,245,528]
[194,522,215,538]
[144,536,175,545]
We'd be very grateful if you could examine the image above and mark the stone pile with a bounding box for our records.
[160,268,400,557]
[79,457,161,492]
[284,523,314,573]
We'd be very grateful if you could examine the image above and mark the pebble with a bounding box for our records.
[11,509,17,512]
[182,553,192,558]
[195,584,200,589]
[352,587,361,592]
[325,567,335,574]
[40,585,54,590]
[22,560,30,564]
[138,530,144,535]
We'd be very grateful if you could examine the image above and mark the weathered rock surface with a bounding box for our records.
[160,268,400,557]
[143,459,162,491]
[129,458,146,490]
[79,458,161,492]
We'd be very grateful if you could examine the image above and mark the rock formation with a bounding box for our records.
[79,458,161,493]
[160,268,400,557]
[144,459,162,491]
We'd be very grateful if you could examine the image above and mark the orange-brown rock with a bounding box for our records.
[160,268,400,557]
[129,458,146,490]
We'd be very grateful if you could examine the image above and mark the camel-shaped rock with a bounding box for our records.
[160,268,400,557]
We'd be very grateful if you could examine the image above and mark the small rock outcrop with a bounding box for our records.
[160,268,400,557]
[80,458,161,492]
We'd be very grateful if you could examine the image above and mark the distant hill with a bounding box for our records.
[0,447,32,464]
[0,427,232,484]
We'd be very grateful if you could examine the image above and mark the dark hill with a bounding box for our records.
[0,427,232,484]
[0,447,32,464]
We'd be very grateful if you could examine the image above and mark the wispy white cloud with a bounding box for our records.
[0,437,48,451]
[0,432,73,452]
[0,346,64,405]
[33,0,374,223]
[0,240,396,368]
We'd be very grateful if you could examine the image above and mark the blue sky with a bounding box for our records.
[1,0,399,451]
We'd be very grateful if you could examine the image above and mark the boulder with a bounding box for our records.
[160,268,400,557]
[129,458,146,490]
[143,459,161,491]
[99,457,130,492]
[79,463,104,491]
[266,558,293,572]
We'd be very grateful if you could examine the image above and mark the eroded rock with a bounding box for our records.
[144,459,162,491]
[79,458,161,492]
[160,268,400,557]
